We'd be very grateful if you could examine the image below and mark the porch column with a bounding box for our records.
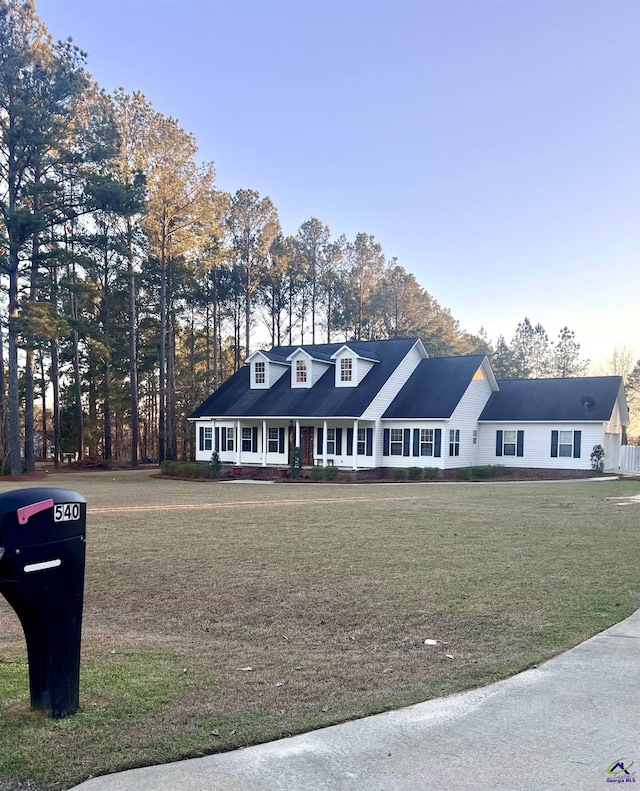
[295,420,300,449]
[262,420,267,467]
[235,420,241,465]
[323,420,328,468]
[353,419,359,470]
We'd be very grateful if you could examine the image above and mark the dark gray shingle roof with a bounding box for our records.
[190,338,420,419]
[479,376,623,422]
[382,355,486,419]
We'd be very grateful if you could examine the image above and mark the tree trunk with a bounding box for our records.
[24,161,45,471]
[158,250,167,461]
[8,260,21,476]
[127,217,139,466]
[39,348,47,460]
[49,262,60,467]
[0,294,8,470]
[50,336,60,468]
[167,312,176,459]
[103,355,112,460]
[67,223,84,461]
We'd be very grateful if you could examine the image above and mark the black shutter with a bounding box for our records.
[434,429,442,458]
[383,428,390,456]
[317,427,323,455]
[573,430,581,458]
[551,430,558,457]
[199,427,204,451]
[366,428,373,456]
[279,427,285,454]
[413,429,420,457]
[517,430,524,457]
[215,427,220,452]
[403,428,411,457]
[495,430,503,457]
[336,428,343,454]
[346,428,353,456]
[252,426,258,453]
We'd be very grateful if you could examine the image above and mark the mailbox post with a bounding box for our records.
[0,488,86,718]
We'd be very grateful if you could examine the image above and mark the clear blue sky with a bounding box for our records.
[36,0,640,367]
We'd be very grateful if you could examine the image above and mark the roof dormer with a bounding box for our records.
[330,345,379,387]
[285,348,332,388]
[245,350,289,389]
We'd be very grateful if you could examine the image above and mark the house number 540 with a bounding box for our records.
[53,503,81,522]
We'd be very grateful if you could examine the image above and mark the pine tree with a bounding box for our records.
[0,0,88,473]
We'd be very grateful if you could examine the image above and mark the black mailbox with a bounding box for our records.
[0,487,86,718]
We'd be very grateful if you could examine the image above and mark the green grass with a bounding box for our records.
[1,471,639,789]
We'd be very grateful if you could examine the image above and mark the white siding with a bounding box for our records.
[477,423,606,470]
[603,432,621,469]
[445,377,493,468]
[311,360,331,385]
[604,402,622,434]
[267,362,289,388]
[356,358,375,383]
[361,342,425,465]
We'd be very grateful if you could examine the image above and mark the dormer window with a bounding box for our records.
[255,361,265,384]
[332,345,378,387]
[340,358,353,382]
[296,360,307,383]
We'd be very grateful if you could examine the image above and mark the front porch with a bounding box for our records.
[196,419,376,470]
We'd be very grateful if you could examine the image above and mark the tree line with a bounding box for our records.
[0,1,611,474]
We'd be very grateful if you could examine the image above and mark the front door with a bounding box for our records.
[300,427,314,466]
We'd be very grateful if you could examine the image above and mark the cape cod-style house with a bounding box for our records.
[189,337,628,472]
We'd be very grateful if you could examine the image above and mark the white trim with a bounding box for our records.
[262,420,267,467]
[323,420,328,467]
[352,419,359,470]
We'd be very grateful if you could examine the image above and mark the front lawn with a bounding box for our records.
[1,471,639,789]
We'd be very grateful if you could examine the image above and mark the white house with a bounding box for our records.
[189,337,628,472]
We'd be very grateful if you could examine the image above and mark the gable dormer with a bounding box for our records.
[245,350,289,389]
[286,348,332,388]
[330,345,379,387]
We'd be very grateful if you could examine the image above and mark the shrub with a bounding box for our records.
[209,450,221,478]
[469,464,504,479]
[161,461,211,478]
[290,446,302,479]
[591,444,605,473]
[391,468,407,481]
[423,467,440,480]
[456,467,472,480]
[311,466,324,480]
[407,466,423,480]
[323,465,339,480]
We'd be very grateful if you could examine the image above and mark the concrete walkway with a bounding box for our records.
[72,609,640,791]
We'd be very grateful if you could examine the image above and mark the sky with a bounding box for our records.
[35,0,640,368]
